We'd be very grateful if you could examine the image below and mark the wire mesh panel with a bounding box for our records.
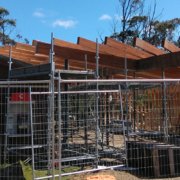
[58,79,180,179]
[0,79,180,179]
[124,81,180,178]
[0,81,50,179]
[60,92,97,169]
[58,81,130,176]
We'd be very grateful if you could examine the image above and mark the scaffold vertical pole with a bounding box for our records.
[47,32,55,179]
[4,46,13,162]
[29,86,35,179]
[58,71,62,180]
[84,54,88,149]
[124,53,129,140]
[8,46,12,79]
[95,38,99,168]
[50,32,55,179]
[162,69,168,143]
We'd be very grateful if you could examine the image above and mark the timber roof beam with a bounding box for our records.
[34,39,137,71]
[134,37,165,55]
[162,39,180,52]
[105,37,153,59]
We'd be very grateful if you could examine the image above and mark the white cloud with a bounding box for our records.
[99,14,112,21]
[52,19,77,29]
[33,9,45,18]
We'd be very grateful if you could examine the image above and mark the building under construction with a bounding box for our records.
[0,36,180,179]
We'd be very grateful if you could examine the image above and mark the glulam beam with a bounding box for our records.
[134,37,165,55]
[163,39,180,53]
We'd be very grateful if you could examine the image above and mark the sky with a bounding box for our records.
[1,0,180,44]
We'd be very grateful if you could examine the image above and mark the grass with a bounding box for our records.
[20,161,81,180]
[0,163,11,169]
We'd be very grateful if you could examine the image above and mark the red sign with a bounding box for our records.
[11,93,30,102]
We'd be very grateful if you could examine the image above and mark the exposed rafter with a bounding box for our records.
[105,37,153,59]
[78,37,139,60]
[0,46,48,64]
[134,37,165,56]
[162,39,180,53]
[0,36,179,79]
[35,38,136,71]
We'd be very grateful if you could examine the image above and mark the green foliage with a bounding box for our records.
[0,7,16,45]
[0,163,11,169]
[142,18,180,46]
[20,161,81,180]
[0,7,9,17]
[112,0,180,46]
[114,0,144,42]
[0,7,29,45]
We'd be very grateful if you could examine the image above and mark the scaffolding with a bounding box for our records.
[0,78,179,179]
[0,35,180,179]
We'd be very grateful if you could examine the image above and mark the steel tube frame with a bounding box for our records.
[63,59,69,144]
[95,38,99,168]
[0,80,50,84]
[124,54,129,141]
[119,84,127,159]
[4,46,12,162]
[50,33,55,180]
[58,71,62,180]
[31,90,121,95]
[34,165,126,180]
[8,46,12,79]
[29,87,35,179]
[0,79,178,85]
[1,75,179,179]
[59,79,180,83]
[47,33,55,179]
[162,70,169,143]
[84,54,88,149]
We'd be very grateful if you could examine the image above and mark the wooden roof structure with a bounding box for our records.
[0,36,180,79]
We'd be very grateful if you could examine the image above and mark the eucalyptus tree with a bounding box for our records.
[0,7,16,45]
[111,0,180,46]
[111,0,144,43]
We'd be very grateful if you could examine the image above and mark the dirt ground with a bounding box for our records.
[65,170,180,180]
[66,131,180,180]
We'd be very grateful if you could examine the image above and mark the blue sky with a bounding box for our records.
[1,0,180,44]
